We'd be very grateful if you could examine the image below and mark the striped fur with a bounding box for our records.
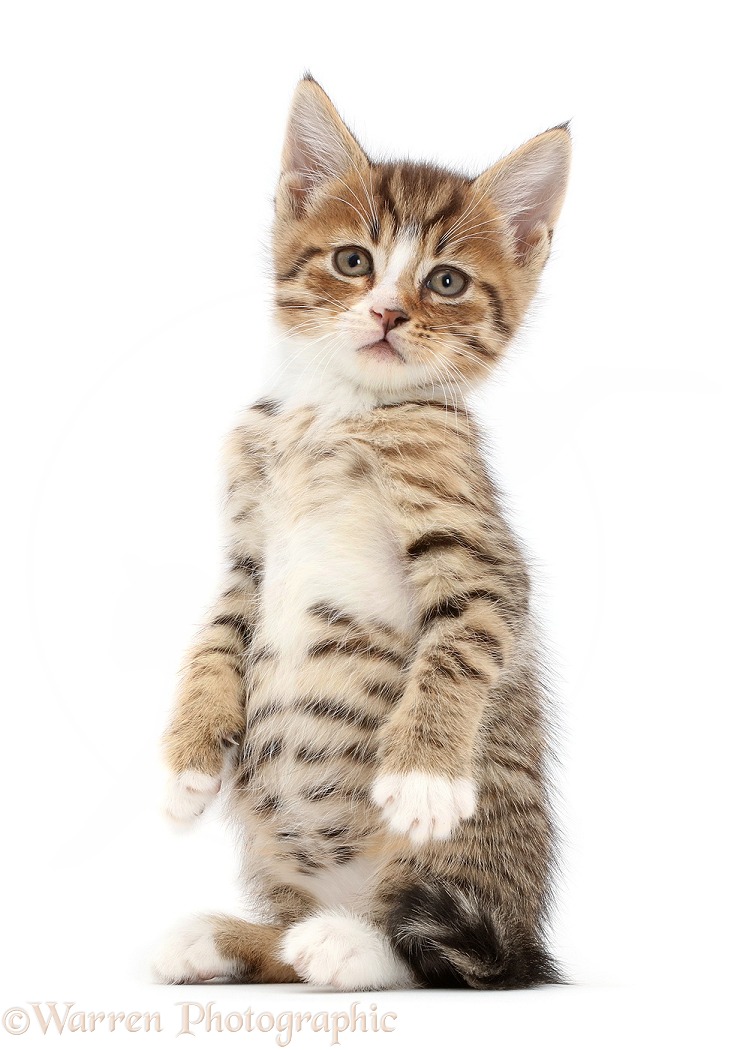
[157,76,570,990]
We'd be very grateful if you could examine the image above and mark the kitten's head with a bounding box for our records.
[271,76,570,402]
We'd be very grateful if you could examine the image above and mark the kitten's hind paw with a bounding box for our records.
[163,770,222,826]
[152,915,237,984]
[279,913,411,991]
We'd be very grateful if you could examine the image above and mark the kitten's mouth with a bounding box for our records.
[357,338,405,363]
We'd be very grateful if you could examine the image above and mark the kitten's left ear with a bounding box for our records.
[277,75,369,218]
[474,126,571,265]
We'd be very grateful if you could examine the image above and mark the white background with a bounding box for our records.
[1,1,747,1046]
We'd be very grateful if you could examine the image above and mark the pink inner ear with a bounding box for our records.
[508,173,561,255]
[279,81,369,215]
[476,130,570,260]
[287,171,315,202]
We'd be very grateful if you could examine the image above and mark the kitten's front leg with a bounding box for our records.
[373,577,519,845]
[162,560,259,825]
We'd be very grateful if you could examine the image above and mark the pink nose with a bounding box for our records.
[371,307,408,334]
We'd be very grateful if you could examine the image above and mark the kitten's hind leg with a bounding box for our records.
[152,915,297,984]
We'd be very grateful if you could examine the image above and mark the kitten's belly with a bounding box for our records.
[257,486,414,662]
[234,476,412,900]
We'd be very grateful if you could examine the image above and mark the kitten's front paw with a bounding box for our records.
[163,770,222,826]
[372,772,476,845]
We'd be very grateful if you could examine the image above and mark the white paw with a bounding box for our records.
[279,913,411,991]
[163,770,222,826]
[152,915,236,984]
[371,772,477,844]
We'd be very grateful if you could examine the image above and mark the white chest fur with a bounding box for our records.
[255,413,415,666]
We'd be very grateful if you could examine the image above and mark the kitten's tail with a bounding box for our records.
[384,882,563,990]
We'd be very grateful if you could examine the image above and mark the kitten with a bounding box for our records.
[153,75,571,990]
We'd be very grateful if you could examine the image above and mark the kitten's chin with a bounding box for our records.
[341,342,417,396]
[357,339,405,364]
[273,327,459,403]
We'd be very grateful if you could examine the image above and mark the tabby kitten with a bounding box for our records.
[153,75,571,990]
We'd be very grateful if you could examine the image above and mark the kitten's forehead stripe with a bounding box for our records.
[370,164,471,242]
[376,176,400,235]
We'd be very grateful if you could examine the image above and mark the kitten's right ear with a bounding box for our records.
[276,75,369,219]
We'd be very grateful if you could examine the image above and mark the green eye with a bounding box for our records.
[426,266,468,297]
[333,246,373,277]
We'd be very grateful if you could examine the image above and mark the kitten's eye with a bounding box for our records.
[333,246,373,277]
[426,267,468,298]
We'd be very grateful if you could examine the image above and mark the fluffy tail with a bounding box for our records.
[384,882,563,990]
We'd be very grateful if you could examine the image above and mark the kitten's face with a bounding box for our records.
[271,78,570,402]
